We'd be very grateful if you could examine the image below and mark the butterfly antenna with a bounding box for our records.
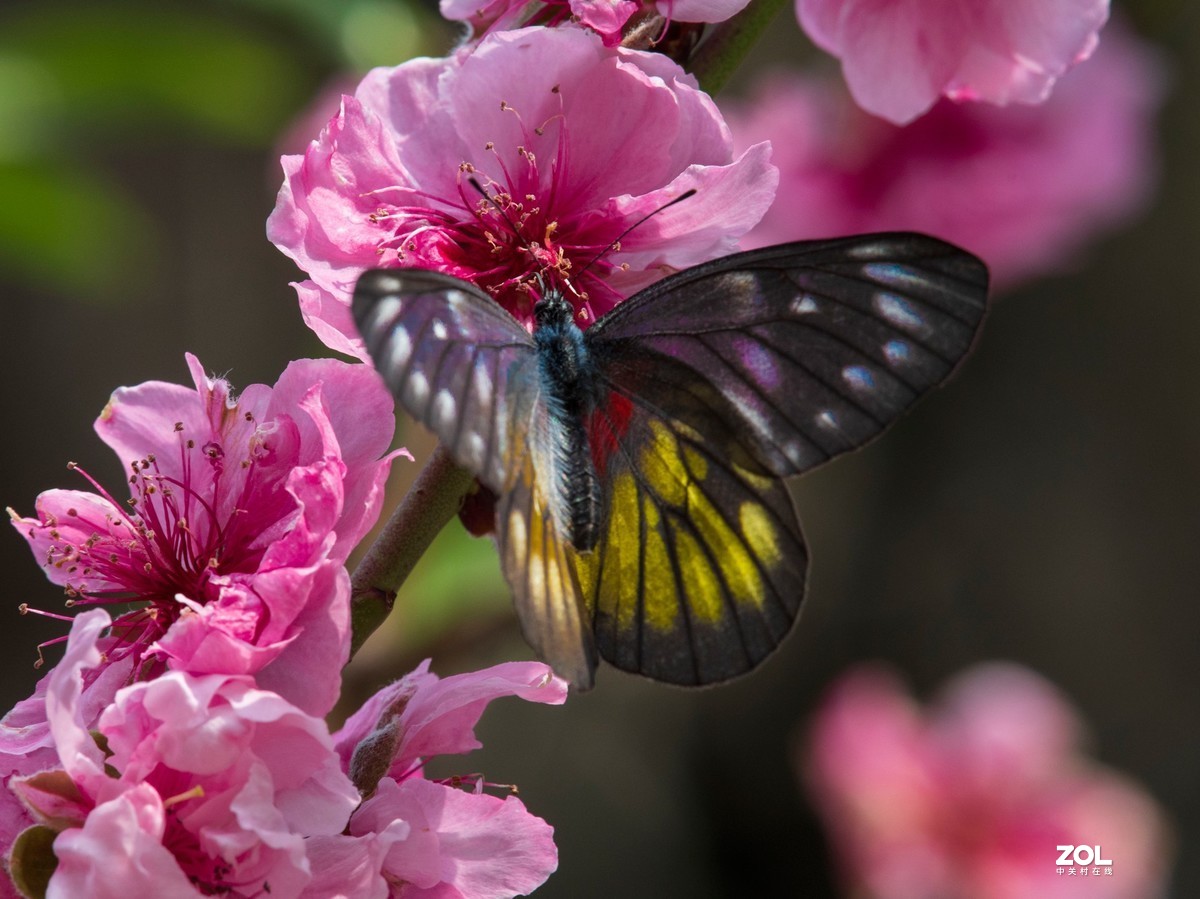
[467,176,533,252]
[574,188,696,283]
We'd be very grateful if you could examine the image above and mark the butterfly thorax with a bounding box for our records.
[533,289,603,551]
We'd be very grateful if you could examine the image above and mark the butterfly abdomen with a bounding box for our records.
[534,291,603,552]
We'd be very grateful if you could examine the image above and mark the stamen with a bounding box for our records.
[163,785,206,810]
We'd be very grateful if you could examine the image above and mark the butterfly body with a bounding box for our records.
[353,234,989,689]
[532,289,603,551]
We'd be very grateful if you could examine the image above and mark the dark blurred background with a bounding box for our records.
[0,1,1196,896]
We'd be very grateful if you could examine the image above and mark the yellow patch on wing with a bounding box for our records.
[584,417,784,638]
[498,450,595,687]
[674,529,724,623]
[739,500,782,567]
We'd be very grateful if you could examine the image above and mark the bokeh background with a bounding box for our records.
[0,1,1195,895]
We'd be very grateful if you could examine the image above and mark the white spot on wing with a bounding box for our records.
[463,433,486,470]
[842,364,875,392]
[734,337,780,390]
[433,388,457,432]
[471,359,493,410]
[386,325,411,371]
[784,439,815,468]
[369,296,403,331]
[507,508,527,568]
[791,294,819,315]
[884,339,912,365]
[873,292,926,332]
[864,261,920,287]
[816,410,838,429]
[431,318,448,341]
[406,371,430,409]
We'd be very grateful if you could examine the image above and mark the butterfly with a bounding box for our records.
[353,234,988,689]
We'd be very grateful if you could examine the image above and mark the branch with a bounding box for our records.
[688,0,790,95]
[348,445,476,656]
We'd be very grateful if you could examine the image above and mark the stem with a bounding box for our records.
[687,0,790,95]
[348,445,476,657]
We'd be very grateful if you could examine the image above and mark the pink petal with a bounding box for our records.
[660,0,750,23]
[797,0,1112,124]
[45,611,112,792]
[929,663,1083,791]
[569,0,638,42]
[295,279,370,362]
[10,491,127,592]
[48,785,199,899]
[727,23,1163,289]
[353,778,558,899]
[300,830,406,899]
[606,141,777,293]
[334,661,567,782]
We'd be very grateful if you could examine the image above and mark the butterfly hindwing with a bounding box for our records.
[494,377,598,686]
[353,269,536,493]
[587,233,988,478]
[577,383,806,685]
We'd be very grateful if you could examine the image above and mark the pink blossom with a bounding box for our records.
[9,355,401,717]
[351,777,556,899]
[12,610,361,898]
[49,784,201,899]
[806,663,1173,899]
[301,827,408,899]
[725,25,1162,290]
[268,25,775,357]
[439,0,748,46]
[796,0,1111,124]
[327,660,567,898]
[333,659,568,783]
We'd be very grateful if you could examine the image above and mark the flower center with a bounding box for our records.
[38,422,260,669]
[364,95,626,327]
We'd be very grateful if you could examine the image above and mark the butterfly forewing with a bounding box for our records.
[353,269,536,493]
[354,268,597,686]
[587,233,988,478]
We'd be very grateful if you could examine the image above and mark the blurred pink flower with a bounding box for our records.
[796,0,1111,124]
[806,663,1173,899]
[268,25,775,356]
[11,610,361,898]
[439,0,749,46]
[726,25,1162,290]
[8,355,401,717]
[316,659,567,898]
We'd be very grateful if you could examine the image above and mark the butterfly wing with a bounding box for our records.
[576,387,807,684]
[590,233,989,476]
[494,379,599,687]
[578,233,988,683]
[353,269,596,685]
[353,269,536,493]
